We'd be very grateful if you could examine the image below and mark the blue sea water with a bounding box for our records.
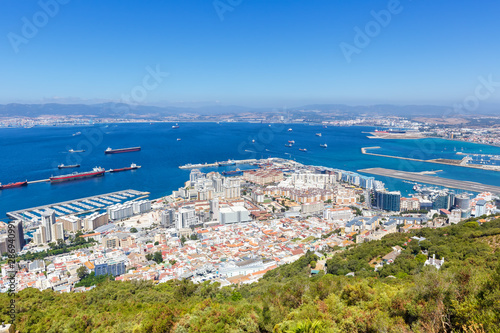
[0,123,499,220]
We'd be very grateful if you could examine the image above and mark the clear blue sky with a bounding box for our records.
[1,0,499,107]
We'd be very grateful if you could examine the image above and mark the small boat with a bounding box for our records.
[299,148,307,152]
[316,133,322,137]
[0,180,28,190]
[58,164,80,169]
[72,132,81,136]
[288,128,292,132]
[110,163,141,173]
[320,143,327,148]
[172,123,180,129]
[252,139,255,143]
[285,144,293,147]
[69,149,85,153]
[177,138,181,141]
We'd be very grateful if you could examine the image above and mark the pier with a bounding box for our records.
[6,189,150,221]
[358,167,500,194]
[179,159,258,169]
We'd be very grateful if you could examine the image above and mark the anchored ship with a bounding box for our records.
[299,148,307,152]
[110,163,141,173]
[0,180,28,190]
[288,140,295,144]
[105,147,141,154]
[58,164,80,169]
[172,123,180,129]
[50,167,105,183]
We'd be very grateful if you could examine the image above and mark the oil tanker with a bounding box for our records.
[110,163,141,173]
[50,167,105,183]
[105,147,141,154]
[0,181,28,190]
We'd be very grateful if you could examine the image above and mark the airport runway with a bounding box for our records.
[358,167,500,194]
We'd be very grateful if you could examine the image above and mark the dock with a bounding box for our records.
[6,189,150,221]
[179,159,258,169]
[358,167,500,194]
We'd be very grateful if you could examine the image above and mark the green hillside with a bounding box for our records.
[2,217,500,333]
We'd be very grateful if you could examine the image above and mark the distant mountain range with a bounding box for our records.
[0,102,497,119]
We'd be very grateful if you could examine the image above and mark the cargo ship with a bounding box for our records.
[288,140,295,144]
[172,123,180,129]
[69,149,85,153]
[222,170,243,176]
[50,167,105,183]
[105,147,141,154]
[58,164,80,169]
[0,180,28,190]
[299,148,307,152]
[110,163,141,173]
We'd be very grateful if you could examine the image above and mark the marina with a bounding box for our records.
[6,189,150,222]
[358,167,500,195]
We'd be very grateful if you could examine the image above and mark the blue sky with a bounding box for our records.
[1,0,499,107]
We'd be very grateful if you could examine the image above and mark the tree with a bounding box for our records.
[310,261,317,269]
[180,235,187,245]
[359,195,365,203]
[190,233,198,240]
[153,251,163,264]
[130,228,138,233]
[154,241,159,246]
[77,266,89,280]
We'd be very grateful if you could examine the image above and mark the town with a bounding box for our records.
[1,158,498,293]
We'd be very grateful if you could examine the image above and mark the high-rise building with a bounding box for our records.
[176,205,198,229]
[375,190,401,212]
[161,209,175,227]
[209,198,219,221]
[41,209,56,243]
[190,169,204,184]
[11,220,25,253]
[433,192,453,211]
[454,193,471,210]
[51,222,64,242]
[475,200,487,217]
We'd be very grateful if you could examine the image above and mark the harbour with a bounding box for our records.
[179,158,258,169]
[358,167,500,195]
[6,189,150,222]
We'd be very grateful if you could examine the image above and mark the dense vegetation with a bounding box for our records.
[2,217,500,332]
